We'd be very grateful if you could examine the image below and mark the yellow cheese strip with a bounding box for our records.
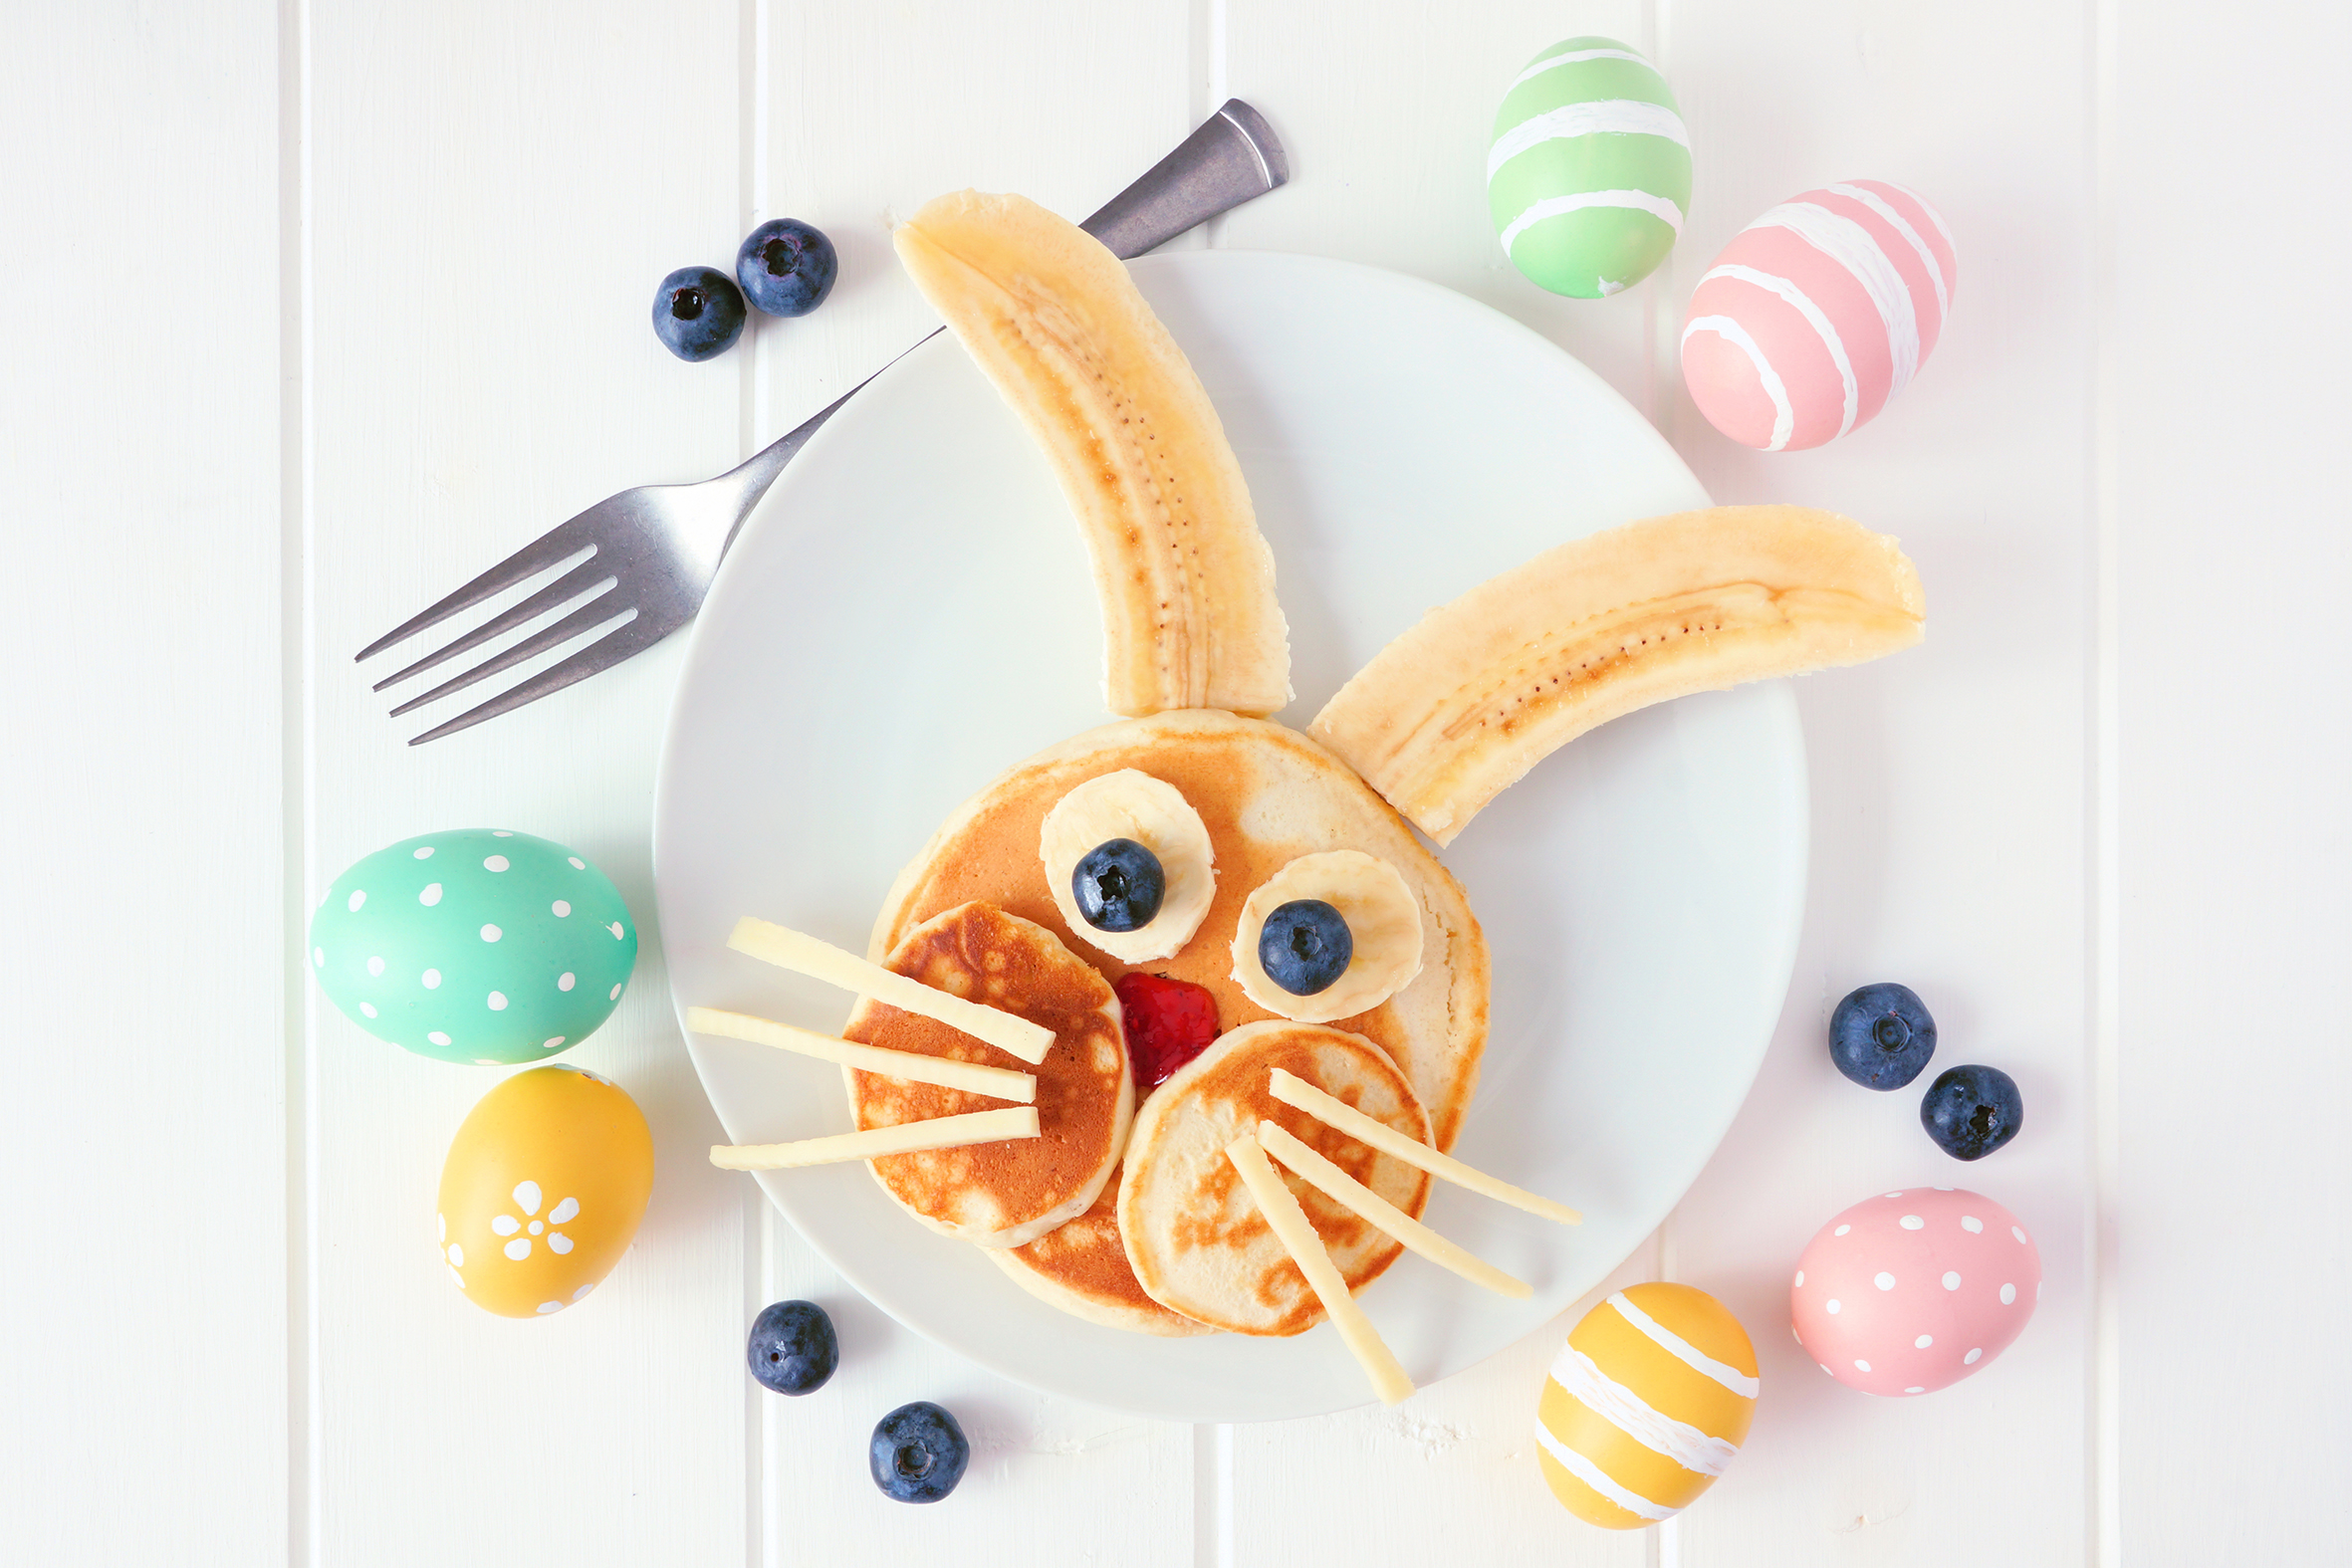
[711,1107,1039,1171]
[1257,1120,1532,1300]
[1269,1068,1583,1226]
[1225,1132,1414,1408]
[728,916,1055,1065]
[688,1006,1037,1104]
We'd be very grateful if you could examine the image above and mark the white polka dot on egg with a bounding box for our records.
[419,883,442,906]
[1915,1334,1933,1349]
[543,1036,565,1050]
[488,992,508,1011]
[1965,1348,1983,1365]
[1962,1216,1984,1232]
[312,948,324,967]
[1834,1225,1851,1236]
[1943,1271,1962,1290]
[1854,1359,1871,1373]
[348,890,366,912]
[413,845,434,858]
[2000,1283,2016,1305]
[428,1030,451,1046]
[559,973,576,992]
[552,900,571,917]
[1794,1270,1804,1287]
[1899,1214,1924,1230]
[569,857,586,869]
[572,1282,593,1301]
[422,969,441,989]
[483,854,509,872]
[481,924,502,943]
[2013,1227,2028,1243]
[359,1003,377,1018]
[1874,1272,1896,1290]
[1825,1298,1841,1315]
[366,956,384,977]
[492,830,513,837]
[608,983,622,1001]
[1905,1386,1925,1395]
[608,922,624,939]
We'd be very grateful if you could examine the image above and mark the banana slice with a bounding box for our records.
[1041,770,1217,963]
[1309,505,1926,844]
[1231,850,1424,1023]
[894,190,1291,718]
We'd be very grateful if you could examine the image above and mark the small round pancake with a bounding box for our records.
[1117,1020,1434,1337]
[987,1165,1216,1337]
[870,710,1490,1152]
[844,902,1131,1248]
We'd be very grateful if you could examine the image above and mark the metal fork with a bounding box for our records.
[357,101,1292,744]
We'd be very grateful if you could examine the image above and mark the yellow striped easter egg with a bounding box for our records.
[1533,1283,1760,1528]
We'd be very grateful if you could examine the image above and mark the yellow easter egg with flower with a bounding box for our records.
[1534,1282,1760,1527]
[436,1065,654,1317]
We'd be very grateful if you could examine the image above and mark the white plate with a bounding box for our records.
[654,251,1805,1423]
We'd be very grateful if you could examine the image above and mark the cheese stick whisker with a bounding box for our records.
[688,1006,1037,1103]
[727,916,1056,1064]
[1225,1131,1414,1407]
[1270,1067,1582,1226]
[712,1106,1040,1171]
[1258,1120,1532,1300]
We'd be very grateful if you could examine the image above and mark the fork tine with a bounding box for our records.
[370,557,617,691]
[386,592,627,717]
[406,614,666,746]
[353,516,598,662]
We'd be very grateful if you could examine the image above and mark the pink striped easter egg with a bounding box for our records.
[1681,181,1957,451]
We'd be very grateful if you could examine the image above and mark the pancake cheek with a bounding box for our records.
[844,904,1126,1242]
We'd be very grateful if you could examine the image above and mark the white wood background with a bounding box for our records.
[5,0,2345,1562]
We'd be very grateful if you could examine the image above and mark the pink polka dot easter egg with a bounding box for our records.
[1790,1188,2038,1396]
[1681,181,1956,451]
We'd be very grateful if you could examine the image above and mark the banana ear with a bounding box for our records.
[1307,505,1925,845]
[895,190,1291,718]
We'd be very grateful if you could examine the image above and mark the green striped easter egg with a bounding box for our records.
[1488,37,1691,299]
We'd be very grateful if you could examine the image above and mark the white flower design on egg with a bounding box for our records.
[488,1179,582,1260]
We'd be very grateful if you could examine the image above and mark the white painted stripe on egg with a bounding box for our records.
[1699,264,1858,438]
[1549,1345,1743,1476]
[1753,201,1921,396]
[1501,189,1685,258]
[1606,1290,1764,1398]
[1878,179,1960,260]
[1681,316,1795,451]
[1486,100,1690,182]
[1827,182,1950,323]
[1508,47,1655,94]
[1531,1421,1676,1521]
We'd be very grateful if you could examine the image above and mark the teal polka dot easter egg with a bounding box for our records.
[309,830,637,1065]
[1488,37,1692,299]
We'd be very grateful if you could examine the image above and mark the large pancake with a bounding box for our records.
[987,1164,1215,1337]
[1117,1020,1434,1336]
[843,902,1131,1248]
[870,710,1489,1149]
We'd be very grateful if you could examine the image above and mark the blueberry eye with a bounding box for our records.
[1258,899,1352,996]
[1071,838,1165,933]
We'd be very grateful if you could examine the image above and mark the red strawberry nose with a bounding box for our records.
[1114,972,1221,1091]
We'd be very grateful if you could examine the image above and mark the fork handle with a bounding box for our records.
[713,100,1291,558]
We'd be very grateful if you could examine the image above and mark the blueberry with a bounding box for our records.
[736,218,837,318]
[1920,1064,2023,1160]
[1071,838,1165,932]
[1828,982,1938,1090]
[1258,899,1352,996]
[869,1400,969,1504]
[746,1299,837,1396]
[652,266,746,361]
